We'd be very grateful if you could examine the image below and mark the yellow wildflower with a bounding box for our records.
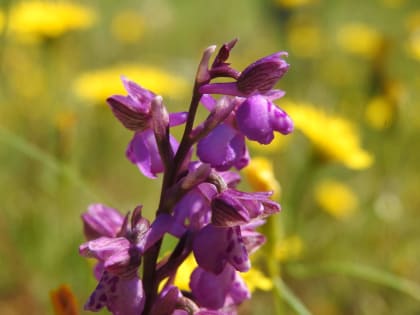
[314,179,358,220]
[9,1,95,41]
[406,31,420,61]
[284,102,374,170]
[365,96,395,130]
[274,0,316,9]
[241,268,273,292]
[243,157,281,200]
[174,254,197,291]
[275,235,303,262]
[111,10,144,44]
[73,64,189,104]
[336,23,383,58]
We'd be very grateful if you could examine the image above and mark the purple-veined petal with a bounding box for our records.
[79,237,130,262]
[85,271,145,315]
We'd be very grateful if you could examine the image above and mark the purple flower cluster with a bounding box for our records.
[79,39,293,315]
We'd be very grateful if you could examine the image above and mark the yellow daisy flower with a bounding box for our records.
[243,157,281,200]
[365,96,395,130]
[284,102,374,170]
[336,23,383,59]
[174,254,274,293]
[314,179,358,219]
[73,64,189,104]
[9,1,95,41]
[274,0,316,9]
[174,254,197,291]
[406,31,420,61]
[241,268,273,292]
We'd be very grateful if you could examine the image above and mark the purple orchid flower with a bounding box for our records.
[235,94,294,144]
[82,203,124,240]
[85,271,145,315]
[197,123,249,171]
[127,129,180,179]
[107,77,187,178]
[199,52,289,97]
[80,207,176,315]
[80,40,294,315]
[190,264,250,310]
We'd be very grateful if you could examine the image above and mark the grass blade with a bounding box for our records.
[288,261,420,302]
[0,125,101,200]
[273,276,312,315]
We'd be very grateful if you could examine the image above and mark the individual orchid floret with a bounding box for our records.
[190,264,250,310]
[236,52,289,95]
[82,203,124,240]
[126,129,180,178]
[200,52,289,97]
[235,94,294,144]
[80,207,175,315]
[107,77,155,131]
[85,271,145,315]
[197,123,249,171]
[193,224,250,274]
[211,189,280,227]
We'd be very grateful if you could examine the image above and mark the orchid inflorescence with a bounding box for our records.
[79,39,294,315]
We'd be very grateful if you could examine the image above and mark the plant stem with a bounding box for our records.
[142,81,204,314]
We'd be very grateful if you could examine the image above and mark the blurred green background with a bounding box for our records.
[1,0,420,314]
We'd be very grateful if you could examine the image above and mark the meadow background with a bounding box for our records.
[1,0,420,314]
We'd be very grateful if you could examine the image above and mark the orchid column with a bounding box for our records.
[79,39,293,315]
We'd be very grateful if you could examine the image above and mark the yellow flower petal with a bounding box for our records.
[241,268,273,292]
[336,23,383,58]
[73,64,189,104]
[243,156,281,199]
[174,254,198,291]
[315,179,358,219]
[284,101,374,170]
[9,1,95,40]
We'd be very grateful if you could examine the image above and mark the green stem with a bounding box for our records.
[285,149,320,234]
[142,82,204,314]
[272,277,312,315]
